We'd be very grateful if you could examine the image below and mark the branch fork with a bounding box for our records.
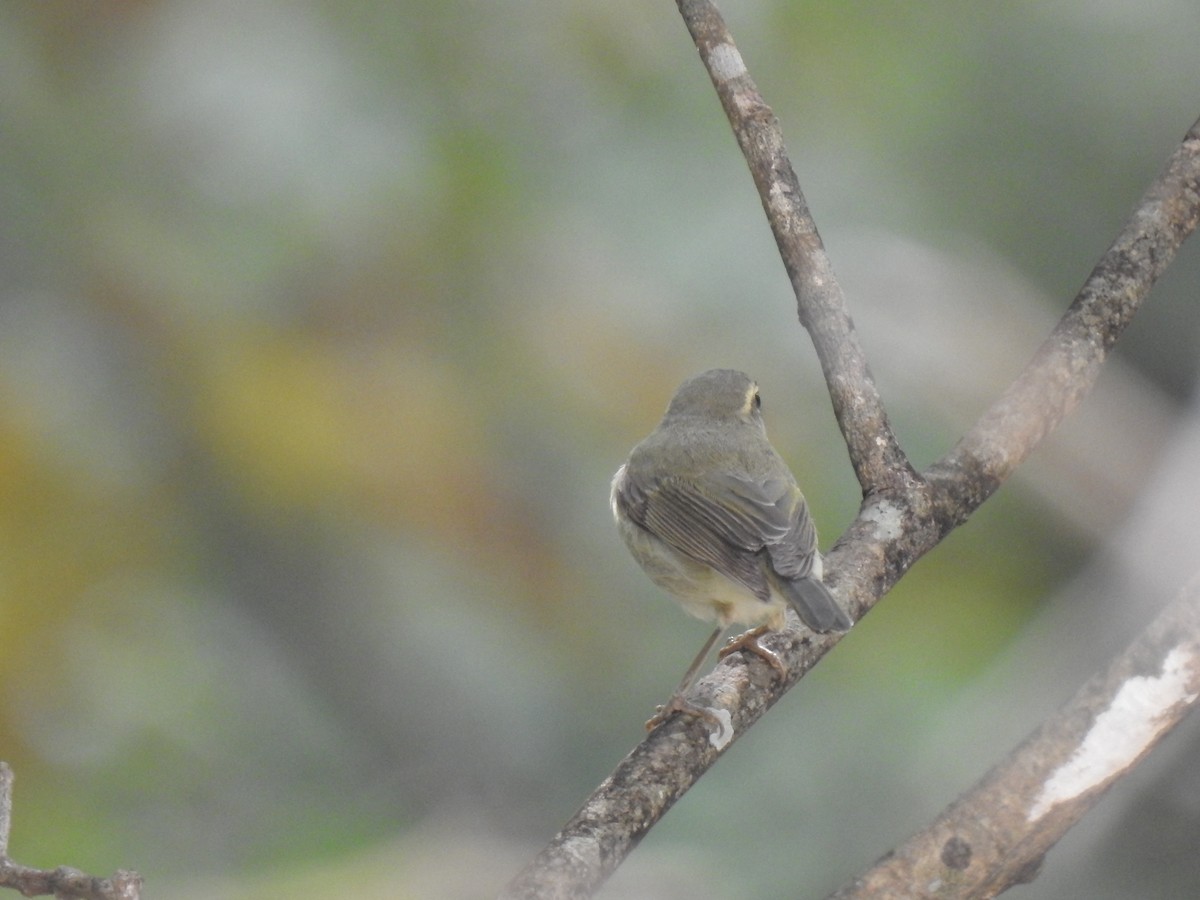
[502,2,1200,897]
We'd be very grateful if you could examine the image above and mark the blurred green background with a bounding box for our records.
[2,2,1200,898]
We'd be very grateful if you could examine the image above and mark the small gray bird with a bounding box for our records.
[611,369,851,729]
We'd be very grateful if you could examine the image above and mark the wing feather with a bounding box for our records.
[614,466,817,602]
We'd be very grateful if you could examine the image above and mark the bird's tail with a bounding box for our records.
[777,576,853,633]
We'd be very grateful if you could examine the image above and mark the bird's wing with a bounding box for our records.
[614,468,801,602]
[713,470,818,580]
[760,482,818,581]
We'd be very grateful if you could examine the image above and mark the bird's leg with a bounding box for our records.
[645,626,726,731]
[718,624,788,679]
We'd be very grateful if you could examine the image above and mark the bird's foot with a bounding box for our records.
[718,625,788,679]
[645,693,725,732]
[645,695,735,748]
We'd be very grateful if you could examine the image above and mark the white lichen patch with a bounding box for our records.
[707,43,746,82]
[1028,645,1198,820]
[860,498,903,541]
[707,708,734,751]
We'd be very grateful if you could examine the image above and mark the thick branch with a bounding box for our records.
[501,622,835,900]
[831,575,1200,900]
[675,0,911,495]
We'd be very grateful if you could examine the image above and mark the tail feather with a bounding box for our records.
[778,576,853,633]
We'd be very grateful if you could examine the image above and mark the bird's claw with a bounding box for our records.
[645,693,726,732]
[718,625,788,678]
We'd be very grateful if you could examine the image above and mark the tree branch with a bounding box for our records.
[675,0,912,495]
[0,763,143,900]
[831,574,1200,900]
[926,116,1200,524]
[500,2,1200,896]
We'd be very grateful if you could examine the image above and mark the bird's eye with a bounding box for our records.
[753,391,761,409]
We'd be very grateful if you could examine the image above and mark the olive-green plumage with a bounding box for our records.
[612,368,851,637]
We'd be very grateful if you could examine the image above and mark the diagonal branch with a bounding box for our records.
[830,574,1200,900]
[499,1,1200,896]
[926,117,1200,525]
[675,0,911,496]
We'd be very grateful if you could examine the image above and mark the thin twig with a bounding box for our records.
[0,764,11,857]
[0,763,143,900]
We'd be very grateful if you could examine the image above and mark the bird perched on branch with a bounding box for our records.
[611,368,852,730]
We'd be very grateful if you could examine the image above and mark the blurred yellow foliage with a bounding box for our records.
[0,415,171,760]
[194,328,493,538]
